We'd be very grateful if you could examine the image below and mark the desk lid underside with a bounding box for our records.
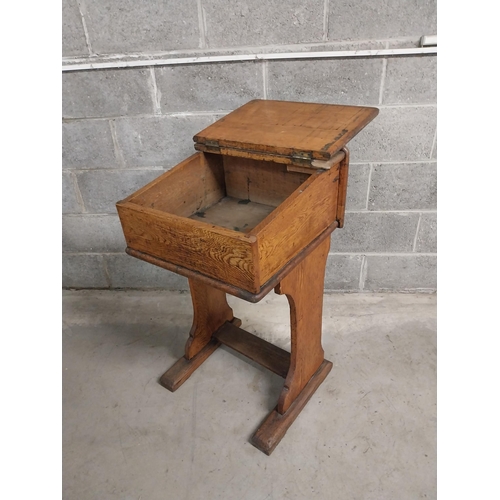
[193,99,379,162]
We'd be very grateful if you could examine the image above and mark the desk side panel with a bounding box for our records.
[253,165,340,285]
[124,152,226,218]
[116,202,259,293]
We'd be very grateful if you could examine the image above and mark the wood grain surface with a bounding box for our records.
[251,164,339,285]
[125,221,337,303]
[223,155,310,207]
[189,196,275,233]
[213,321,291,378]
[116,201,259,292]
[251,360,333,455]
[159,339,221,392]
[194,99,378,162]
[123,152,225,217]
[275,236,331,414]
[185,279,236,359]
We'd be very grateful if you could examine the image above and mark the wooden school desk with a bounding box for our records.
[117,99,378,455]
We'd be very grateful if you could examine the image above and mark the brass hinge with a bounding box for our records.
[290,151,312,161]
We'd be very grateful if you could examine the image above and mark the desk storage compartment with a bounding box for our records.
[117,151,343,294]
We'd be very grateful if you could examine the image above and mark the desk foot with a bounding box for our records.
[159,338,220,392]
[159,317,242,392]
[251,359,332,456]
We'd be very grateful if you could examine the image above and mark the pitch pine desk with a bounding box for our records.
[116,100,378,455]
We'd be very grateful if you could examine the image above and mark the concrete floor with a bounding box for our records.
[63,290,436,500]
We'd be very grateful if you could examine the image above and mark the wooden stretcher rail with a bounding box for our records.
[214,321,291,378]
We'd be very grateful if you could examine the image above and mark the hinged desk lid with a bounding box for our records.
[193,99,378,164]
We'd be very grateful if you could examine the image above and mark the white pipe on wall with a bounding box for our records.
[62,46,437,72]
[420,35,437,47]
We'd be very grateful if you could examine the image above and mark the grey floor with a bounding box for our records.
[63,290,436,500]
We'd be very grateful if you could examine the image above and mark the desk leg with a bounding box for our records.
[185,279,238,359]
[251,236,332,454]
[160,279,240,392]
[276,236,331,414]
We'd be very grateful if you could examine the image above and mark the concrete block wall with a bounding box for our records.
[62,0,437,292]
